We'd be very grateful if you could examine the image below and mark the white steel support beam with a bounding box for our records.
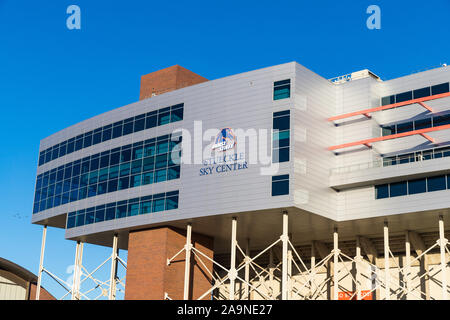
[287,248,292,300]
[384,221,390,300]
[72,241,83,300]
[183,223,193,300]
[405,231,411,300]
[108,234,119,300]
[439,215,448,300]
[244,238,250,300]
[281,211,289,300]
[355,236,362,300]
[310,242,316,299]
[333,227,339,300]
[35,225,47,300]
[229,218,237,300]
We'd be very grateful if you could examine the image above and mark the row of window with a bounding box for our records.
[272,174,289,196]
[383,146,450,166]
[375,175,450,199]
[66,190,179,229]
[381,82,449,106]
[273,110,290,163]
[381,112,450,136]
[274,79,291,101]
[38,103,184,166]
[33,133,182,214]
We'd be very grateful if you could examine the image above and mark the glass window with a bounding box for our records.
[396,91,413,103]
[119,176,129,190]
[414,118,432,130]
[413,87,431,99]
[272,175,289,196]
[85,209,95,224]
[146,113,157,129]
[433,114,450,127]
[95,208,105,223]
[142,172,154,185]
[153,198,165,212]
[134,116,145,132]
[102,127,112,142]
[155,169,167,183]
[123,119,134,135]
[431,82,449,95]
[427,175,446,192]
[116,204,127,219]
[381,95,395,106]
[107,179,118,193]
[408,178,426,195]
[397,122,413,133]
[130,174,141,187]
[141,200,152,214]
[382,125,396,136]
[389,181,407,197]
[105,207,115,221]
[112,122,123,139]
[158,110,171,126]
[375,184,389,199]
[274,79,291,100]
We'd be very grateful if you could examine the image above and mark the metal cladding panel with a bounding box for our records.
[292,64,336,219]
[336,66,450,220]
[33,62,302,234]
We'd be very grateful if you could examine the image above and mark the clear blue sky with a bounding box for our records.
[0,0,449,299]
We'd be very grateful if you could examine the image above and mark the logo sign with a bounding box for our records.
[212,127,236,152]
[199,127,248,177]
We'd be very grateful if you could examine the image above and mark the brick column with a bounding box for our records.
[125,226,214,300]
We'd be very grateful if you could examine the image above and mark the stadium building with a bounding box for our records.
[31,63,450,300]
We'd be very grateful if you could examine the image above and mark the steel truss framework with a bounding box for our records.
[35,227,127,300]
[166,212,450,300]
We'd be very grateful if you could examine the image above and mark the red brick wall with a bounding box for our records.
[125,226,214,300]
[28,283,56,300]
[139,65,208,100]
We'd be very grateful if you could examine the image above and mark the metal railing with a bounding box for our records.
[331,146,450,175]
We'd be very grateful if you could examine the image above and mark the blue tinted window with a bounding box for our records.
[274,79,291,100]
[408,178,426,195]
[427,175,446,192]
[272,175,289,196]
[432,82,449,95]
[381,95,395,106]
[396,91,413,103]
[375,184,389,199]
[413,87,431,99]
[389,181,407,197]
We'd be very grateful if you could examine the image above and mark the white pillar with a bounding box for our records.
[229,218,237,300]
[281,211,289,300]
[405,231,411,300]
[310,242,316,299]
[244,238,250,300]
[287,247,292,300]
[384,221,390,300]
[109,234,119,300]
[35,225,47,300]
[356,236,362,300]
[72,241,83,300]
[333,227,339,300]
[439,215,448,300]
[183,223,192,300]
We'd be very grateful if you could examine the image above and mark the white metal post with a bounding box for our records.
[333,227,339,300]
[184,223,192,300]
[71,241,79,300]
[310,242,315,299]
[356,236,361,300]
[405,231,411,300]
[281,211,289,300]
[439,215,448,300]
[384,221,390,300]
[35,225,47,300]
[109,234,119,300]
[229,218,237,300]
[287,248,292,300]
[244,238,250,300]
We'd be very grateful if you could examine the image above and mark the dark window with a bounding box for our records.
[427,175,446,192]
[375,184,389,199]
[396,91,413,103]
[112,122,123,139]
[274,79,291,100]
[389,181,407,197]
[413,87,431,99]
[408,178,426,195]
[272,174,289,196]
[134,117,145,132]
[397,122,413,133]
[414,118,432,130]
[123,119,134,135]
[146,112,157,129]
[432,82,449,95]
[381,125,396,136]
[381,95,395,106]
[102,127,112,142]
[171,106,184,122]
[433,114,450,127]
